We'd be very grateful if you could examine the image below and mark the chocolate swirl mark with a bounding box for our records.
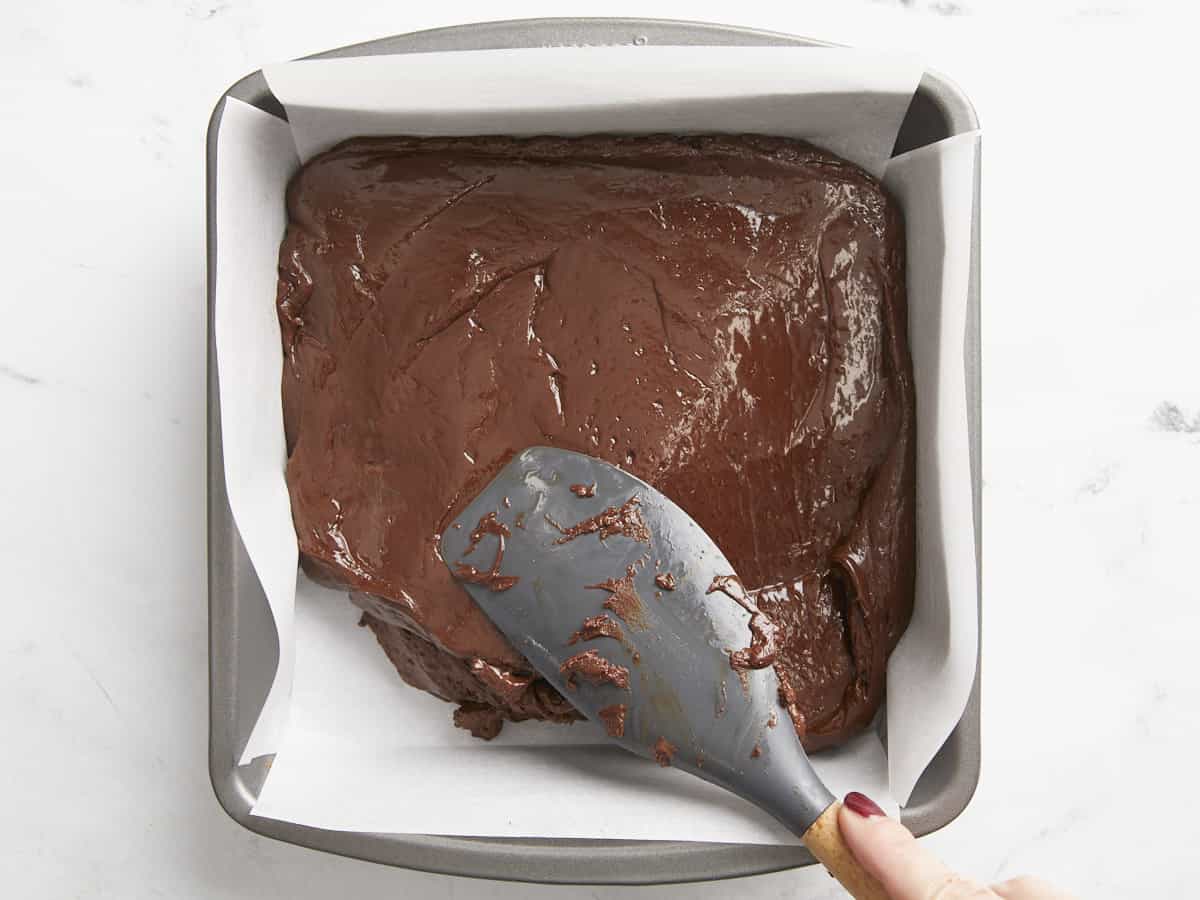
[567,613,641,664]
[597,703,627,738]
[559,649,630,691]
[567,614,625,645]
[452,511,519,592]
[586,566,647,630]
[653,736,677,767]
[706,574,778,670]
[545,495,650,545]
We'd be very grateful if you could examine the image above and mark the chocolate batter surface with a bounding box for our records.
[276,134,914,751]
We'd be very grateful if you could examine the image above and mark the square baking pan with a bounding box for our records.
[207,16,981,885]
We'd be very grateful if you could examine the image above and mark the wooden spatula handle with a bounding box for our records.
[802,802,890,900]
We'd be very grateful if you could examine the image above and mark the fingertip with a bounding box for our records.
[837,795,916,870]
[838,795,969,900]
[843,790,887,819]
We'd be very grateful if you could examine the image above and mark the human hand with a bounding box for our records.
[837,793,1075,899]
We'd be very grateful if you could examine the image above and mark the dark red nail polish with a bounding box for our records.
[844,791,886,818]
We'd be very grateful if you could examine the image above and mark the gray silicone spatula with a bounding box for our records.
[440,447,886,899]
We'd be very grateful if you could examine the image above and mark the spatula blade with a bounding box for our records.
[440,446,833,835]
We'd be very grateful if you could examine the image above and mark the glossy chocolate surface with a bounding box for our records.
[276,134,914,750]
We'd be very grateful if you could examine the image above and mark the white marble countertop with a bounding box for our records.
[3,1,1197,896]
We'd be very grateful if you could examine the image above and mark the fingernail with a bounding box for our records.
[843,791,886,818]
